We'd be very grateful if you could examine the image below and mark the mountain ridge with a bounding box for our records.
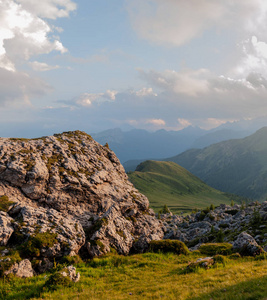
[166,127,267,200]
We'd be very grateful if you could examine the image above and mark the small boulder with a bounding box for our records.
[60,265,80,283]
[233,232,263,256]
[4,259,34,278]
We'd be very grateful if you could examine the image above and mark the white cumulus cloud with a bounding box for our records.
[145,118,165,126]
[135,87,157,97]
[0,0,76,106]
[15,0,77,19]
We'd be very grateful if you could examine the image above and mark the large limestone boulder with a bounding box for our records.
[0,131,164,258]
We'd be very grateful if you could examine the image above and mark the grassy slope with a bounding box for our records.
[128,160,234,213]
[2,253,266,300]
[167,127,267,200]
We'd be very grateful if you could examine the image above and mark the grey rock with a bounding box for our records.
[0,212,14,246]
[0,131,163,258]
[233,232,263,256]
[13,205,85,258]
[36,258,54,274]
[5,259,34,278]
[61,265,80,282]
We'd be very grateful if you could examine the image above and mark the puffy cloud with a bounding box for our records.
[139,69,210,97]
[0,0,76,106]
[15,0,76,19]
[177,118,192,129]
[105,90,118,101]
[0,0,68,69]
[234,36,267,79]
[145,118,165,126]
[134,87,157,97]
[73,90,118,107]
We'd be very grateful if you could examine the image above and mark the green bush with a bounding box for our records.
[216,229,224,242]
[198,211,206,221]
[213,254,227,266]
[162,205,170,214]
[254,252,266,261]
[20,232,58,257]
[61,255,83,265]
[148,239,190,255]
[229,252,242,259]
[0,250,21,277]
[199,243,233,256]
[44,272,72,291]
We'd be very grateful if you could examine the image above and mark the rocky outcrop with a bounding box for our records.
[0,131,163,272]
[162,201,267,253]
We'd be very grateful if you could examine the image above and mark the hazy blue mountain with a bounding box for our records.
[92,118,267,168]
[92,126,207,163]
[166,127,267,200]
[191,129,250,149]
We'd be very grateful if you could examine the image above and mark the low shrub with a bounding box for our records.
[44,272,73,291]
[61,255,83,265]
[148,239,190,255]
[213,254,227,266]
[254,252,266,261]
[229,252,242,260]
[199,243,233,256]
[20,232,58,257]
[0,249,21,277]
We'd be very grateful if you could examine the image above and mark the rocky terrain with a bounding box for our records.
[0,131,163,275]
[0,131,266,280]
[162,201,267,255]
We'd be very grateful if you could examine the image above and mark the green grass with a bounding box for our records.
[0,252,266,300]
[128,161,235,213]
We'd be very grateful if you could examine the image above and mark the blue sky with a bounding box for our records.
[1,0,267,137]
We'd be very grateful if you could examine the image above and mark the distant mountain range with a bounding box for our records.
[166,127,267,200]
[92,118,267,166]
[128,160,240,213]
[92,126,252,167]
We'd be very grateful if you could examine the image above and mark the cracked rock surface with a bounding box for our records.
[0,131,164,267]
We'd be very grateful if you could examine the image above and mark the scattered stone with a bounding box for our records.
[61,265,80,283]
[4,259,34,278]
